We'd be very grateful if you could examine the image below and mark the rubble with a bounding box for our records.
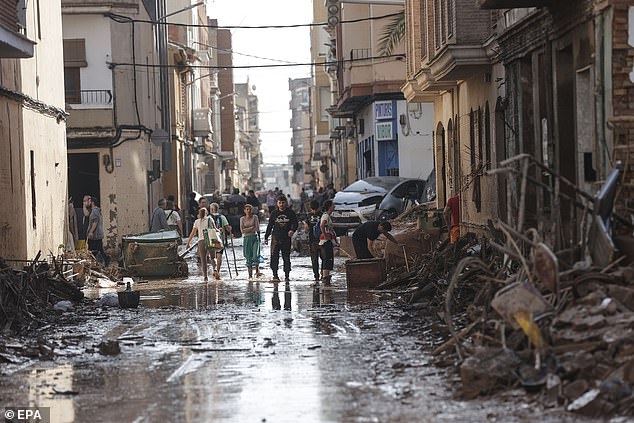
[0,252,84,334]
[372,158,634,417]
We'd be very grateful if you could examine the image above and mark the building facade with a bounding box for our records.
[62,0,162,253]
[0,0,68,259]
[329,0,435,184]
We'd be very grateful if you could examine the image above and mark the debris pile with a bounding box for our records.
[0,252,83,333]
[375,158,634,417]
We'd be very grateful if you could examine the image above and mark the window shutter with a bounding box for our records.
[0,0,18,32]
[63,39,87,67]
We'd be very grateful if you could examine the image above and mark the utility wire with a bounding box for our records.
[105,11,403,29]
[109,54,405,70]
[192,41,296,64]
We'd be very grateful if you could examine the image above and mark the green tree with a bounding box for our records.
[377,10,405,57]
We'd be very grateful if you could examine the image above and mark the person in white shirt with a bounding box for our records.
[164,200,183,236]
[319,200,337,284]
[186,208,212,281]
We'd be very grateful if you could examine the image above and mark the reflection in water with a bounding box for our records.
[272,283,281,310]
[28,364,75,423]
[312,286,334,308]
[284,282,291,311]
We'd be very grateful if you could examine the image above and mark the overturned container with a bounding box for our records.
[122,230,188,278]
[345,258,387,289]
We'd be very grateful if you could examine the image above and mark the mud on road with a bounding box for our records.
[0,241,593,422]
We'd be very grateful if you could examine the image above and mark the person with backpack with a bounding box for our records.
[305,200,322,282]
[210,202,232,279]
[318,200,337,284]
[264,195,298,282]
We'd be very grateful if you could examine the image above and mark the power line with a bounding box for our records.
[106,11,403,30]
[192,41,296,64]
[109,54,405,70]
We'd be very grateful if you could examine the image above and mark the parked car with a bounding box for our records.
[375,179,426,221]
[331,176,407,235]
[376,169,437,221]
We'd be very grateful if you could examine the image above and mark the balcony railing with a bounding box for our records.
[350,48,371,61]
[65,89,112,106]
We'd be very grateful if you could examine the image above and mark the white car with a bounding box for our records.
[331,176,408,235]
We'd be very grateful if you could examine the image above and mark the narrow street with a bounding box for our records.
[0,236,581,423]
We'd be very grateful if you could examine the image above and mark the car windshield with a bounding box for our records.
[343,177,404,193]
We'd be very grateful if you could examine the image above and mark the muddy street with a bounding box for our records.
[0,238,588,423]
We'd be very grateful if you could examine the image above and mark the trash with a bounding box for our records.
[96,293,119,308]
[53,386,79,395]
[567,389,601,412]
[53,301,74,312]
[97,277,117,288]
[491,281,554,330]
[98,340,120,356]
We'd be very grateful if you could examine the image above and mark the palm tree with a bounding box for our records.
[377,10,405,57]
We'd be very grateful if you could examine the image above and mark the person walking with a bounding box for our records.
[209,202,231,279]
[300,188,309,213]
[264,195,298,282]
[86,195,107,264]
[240,204,262,279]
[351,221,399,259]
[246,189,261,211]
[165,199,183,236]
[185,207,211,281]
[319,200,337,284]
[305,200,322,282]
[444,193,460,244]
[150,198,170,232]
[187,192,199,234]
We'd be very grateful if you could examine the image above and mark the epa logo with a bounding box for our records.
[4,407,50,422]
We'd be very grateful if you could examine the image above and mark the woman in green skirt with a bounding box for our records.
[240,204,262,279]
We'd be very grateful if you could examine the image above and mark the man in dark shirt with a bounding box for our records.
[351,221,399,259]
[246,189,261,210]
[265,195,298,282]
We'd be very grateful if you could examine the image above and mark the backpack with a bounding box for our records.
[312,219,321,239]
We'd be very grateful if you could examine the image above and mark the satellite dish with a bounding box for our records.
[252,85,256,91]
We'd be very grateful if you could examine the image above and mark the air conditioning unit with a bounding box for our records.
[193,108,213,137]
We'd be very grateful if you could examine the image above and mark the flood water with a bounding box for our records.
[0,235,586,422]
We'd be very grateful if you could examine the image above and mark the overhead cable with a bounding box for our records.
[109,54,405,70]
[105,11,403,29]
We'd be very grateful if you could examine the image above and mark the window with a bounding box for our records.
[319,87,330,121]
[30,150,36,228]
[64,67,81,104]
[446,0,454,37]
[434,0,440,49]
[441,0,446,44]
[63,39,86,104]
[469,109,475,168]
[421,1,427,58]
[63,39,87,67]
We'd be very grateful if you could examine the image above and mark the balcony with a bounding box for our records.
[0,25,34,58]
[65,89,112,107]
[61,0,139,13]
[428,44,491,82]
[477,0,551,8]
[65,89,114,129]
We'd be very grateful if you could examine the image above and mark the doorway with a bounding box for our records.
[68,153,100,207]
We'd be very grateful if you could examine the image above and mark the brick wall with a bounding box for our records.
[610,0,634,208]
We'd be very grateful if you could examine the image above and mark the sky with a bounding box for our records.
[207,0,313,164]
